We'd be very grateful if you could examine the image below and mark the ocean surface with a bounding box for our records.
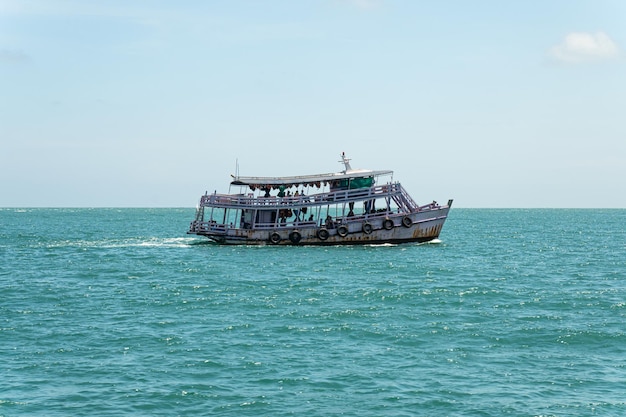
[1,208,625,416]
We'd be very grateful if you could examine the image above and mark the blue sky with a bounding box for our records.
[1,0,625,207]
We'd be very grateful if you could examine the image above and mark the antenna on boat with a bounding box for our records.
[235,158,239,179]
[339,152,352,172]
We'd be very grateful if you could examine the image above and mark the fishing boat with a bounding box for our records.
[188,153,452,245]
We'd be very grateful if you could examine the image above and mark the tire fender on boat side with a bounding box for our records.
[317,228,329,240]
[269,232,281,244]
[402,216,413,228]
[382,218,394,230]
[362,222,373,234]
[337,225,349,237]
[289,230,302,244]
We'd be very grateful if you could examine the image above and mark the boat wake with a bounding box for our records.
[137,237,199,248]
[44,237,201,249]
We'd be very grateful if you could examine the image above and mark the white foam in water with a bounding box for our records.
[138,237,198,247]
[45,237,199,249]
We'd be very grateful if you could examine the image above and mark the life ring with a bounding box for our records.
[402,216,413,228]
[383,218,394,230]
[289,231,302,244]
[337,225,349,237]
[269,232,281,244]
[362,222,373,234]
[317,228,329,240]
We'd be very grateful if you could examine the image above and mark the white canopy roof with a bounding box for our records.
[230,168,393,187]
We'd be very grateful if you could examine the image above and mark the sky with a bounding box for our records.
[1,0,625,208]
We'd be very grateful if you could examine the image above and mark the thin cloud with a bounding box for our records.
[342,0,383,10]
[0,0,168,26]
[0,49,31,64]
[550,31,620,64]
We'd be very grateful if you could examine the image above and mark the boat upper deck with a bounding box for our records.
[200,182,419,212]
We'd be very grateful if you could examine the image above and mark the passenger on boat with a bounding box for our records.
[293,190,301,220]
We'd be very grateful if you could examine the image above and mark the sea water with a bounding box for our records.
[1,208,625,416]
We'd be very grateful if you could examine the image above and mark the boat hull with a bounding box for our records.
[191,206,450,246]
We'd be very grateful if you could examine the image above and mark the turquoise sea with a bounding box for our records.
[1,208,625,416]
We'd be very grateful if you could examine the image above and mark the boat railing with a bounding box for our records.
[254,220,318,229]
[397,184,420,211]
[189,219,321,234]
[416,201,444,212]
[199,183,405,209]
[189,220,228,234]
